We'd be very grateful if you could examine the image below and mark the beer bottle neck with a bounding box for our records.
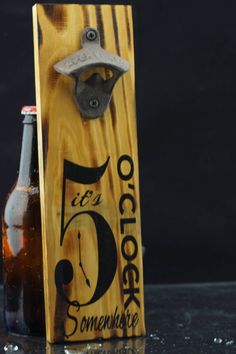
[17,115,38,187]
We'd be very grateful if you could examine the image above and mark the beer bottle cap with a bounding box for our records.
[21,106,37,115]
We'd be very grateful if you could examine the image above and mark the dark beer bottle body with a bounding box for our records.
[2,107,45,335]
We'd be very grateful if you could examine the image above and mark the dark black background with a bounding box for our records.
[1,0,236,284]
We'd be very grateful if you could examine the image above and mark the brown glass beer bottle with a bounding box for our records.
[2,106,45,335]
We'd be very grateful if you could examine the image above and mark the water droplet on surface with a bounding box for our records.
[4,343,19,352]
[177,323,184,328]
[88,343,103,350]
[214,338,223,344]
[226,340,234,346]
[184,312,192,326]
[64,345,90,354]
[149,333,166,344]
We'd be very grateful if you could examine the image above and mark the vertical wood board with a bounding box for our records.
[33,3,145,343]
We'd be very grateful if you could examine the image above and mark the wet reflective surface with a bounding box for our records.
[1,283,236,352]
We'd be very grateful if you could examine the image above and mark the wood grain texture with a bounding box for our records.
[33,4,145,343]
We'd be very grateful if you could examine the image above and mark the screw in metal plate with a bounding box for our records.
[86,29,97,41]
[89,98,100,109]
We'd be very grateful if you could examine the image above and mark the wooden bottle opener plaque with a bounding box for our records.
[33,3,145,343]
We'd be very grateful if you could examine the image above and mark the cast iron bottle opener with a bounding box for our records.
[54,27,130,119]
